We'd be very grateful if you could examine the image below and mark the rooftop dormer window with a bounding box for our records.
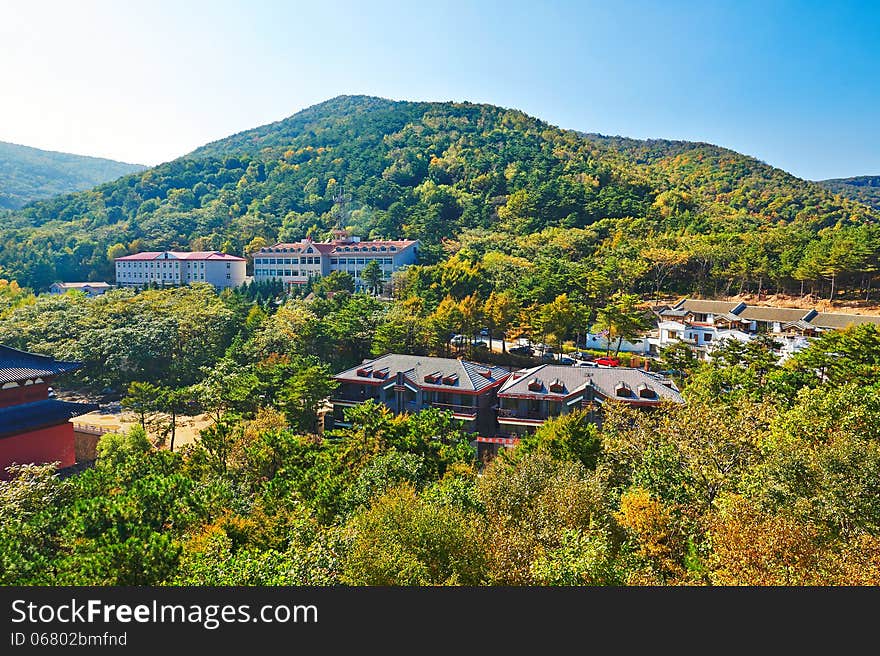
[442,373,459,385]
[549,379,565,394]
[527,378,542,392]
[356,366,373,377]
[615,382,632,397]
[424,371,442,384]
[637,383,657,399]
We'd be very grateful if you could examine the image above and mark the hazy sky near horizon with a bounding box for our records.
[1,0,877,180]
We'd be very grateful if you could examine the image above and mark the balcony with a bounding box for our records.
[497,407,550,422]
[405,400,478,418]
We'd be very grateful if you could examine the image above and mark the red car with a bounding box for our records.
[594,357,620,367]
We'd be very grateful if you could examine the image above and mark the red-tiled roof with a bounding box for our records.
[328,240,416,255]
[115,251,245,261]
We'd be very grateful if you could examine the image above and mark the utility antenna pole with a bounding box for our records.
[332,186,350,229]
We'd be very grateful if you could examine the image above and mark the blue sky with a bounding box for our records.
[0,0,877,179]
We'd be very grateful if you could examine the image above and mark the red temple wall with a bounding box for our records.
[0,383,50,408]
[0,422,75,479]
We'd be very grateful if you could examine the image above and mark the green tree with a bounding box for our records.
[96,424,152,467]
[278,362,338,433]
[361,259,384,295]
[342,484,488,585]
[121,381,163,434]
[593,292,651,357]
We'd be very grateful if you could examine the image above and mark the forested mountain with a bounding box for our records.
[0,141,145,210]
[1,95,877,296]
[817,175,880,210]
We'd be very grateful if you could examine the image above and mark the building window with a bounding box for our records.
[226,273,231,279]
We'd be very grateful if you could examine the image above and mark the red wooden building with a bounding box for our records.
[0,345,98,478]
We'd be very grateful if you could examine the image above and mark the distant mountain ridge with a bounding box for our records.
[1,95,877,290]
[817,175,880,209]
[0,141,146,209]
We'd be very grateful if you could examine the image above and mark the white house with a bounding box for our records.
[48,282,112,297]
[114,251,246,290]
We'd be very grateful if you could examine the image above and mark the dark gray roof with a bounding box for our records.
[498,365,683,404]
[782,320,818,332]
[717,312,751,322]
[811,313,880,329]
[659,308,689,318]
[0,345,82,385]
[0,399,100,438]
[334,354,510,393]
[737,306,814,323]
[674,299,741,314]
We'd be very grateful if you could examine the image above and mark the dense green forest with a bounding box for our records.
[1,96,878,304]
[818,175,880,210]
[0,141,145,210]
[3,96,880,586]
[3,283,880,585]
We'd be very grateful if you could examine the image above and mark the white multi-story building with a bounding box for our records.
[114,251,247,290]
[652,298,880,360]
[253,232,419,291]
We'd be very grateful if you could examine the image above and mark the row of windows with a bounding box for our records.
[260,247,315,254]
[331,257,393,265]
[260,245,398,254]
[335,245,397,252]
[120,272,206,280]
[256,269,310,277]
[119,261,204,268]
[330,258,393,269]
[255,257,320,265]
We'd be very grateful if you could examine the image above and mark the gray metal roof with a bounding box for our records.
[334,354,510,393]
[810,313,880,329]
[498,364,683,404]
[0,346,82,385]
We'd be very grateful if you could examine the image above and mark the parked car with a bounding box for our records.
[509,345,533,356]
[594,357,620,367]
[540,352,556,361]
[557,355,575,365]
[473,340,489,350]
[479,328,489,337]
[573,351,595,361]
[450,334,467,345]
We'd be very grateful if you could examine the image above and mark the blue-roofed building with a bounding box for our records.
[0,345,98,478]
